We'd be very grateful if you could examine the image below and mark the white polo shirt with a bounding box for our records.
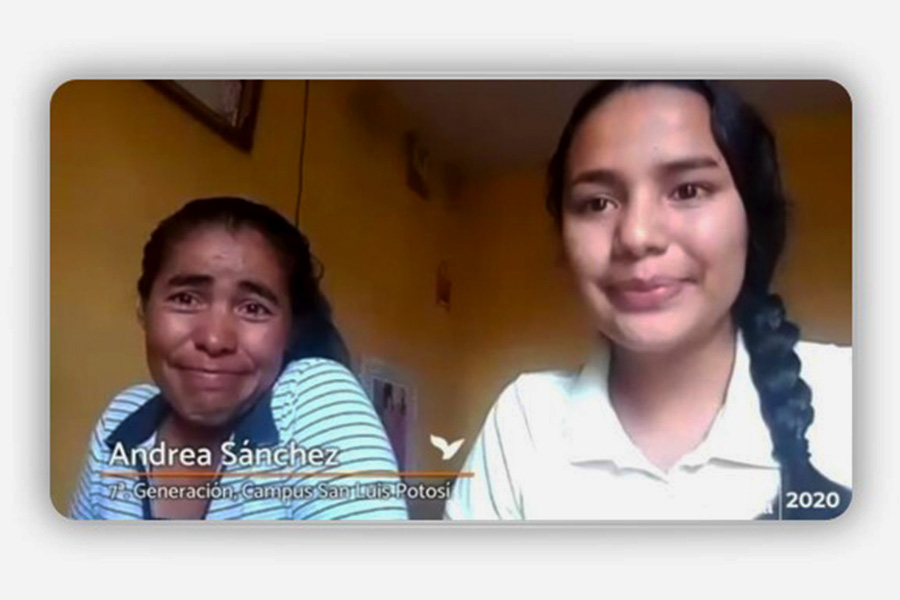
[445,336,852,521]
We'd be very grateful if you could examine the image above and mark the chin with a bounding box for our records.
[186,405,239,427]
[166,388,253,429]
[605,312,698,354]
[175,404,240,428]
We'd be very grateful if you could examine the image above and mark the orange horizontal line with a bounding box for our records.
[100,470,473,479]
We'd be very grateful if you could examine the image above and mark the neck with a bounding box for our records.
[609,319,738,428]
[159,410,231,453]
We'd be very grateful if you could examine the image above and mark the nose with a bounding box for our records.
[193,307,238,357]
[612,192,669,260]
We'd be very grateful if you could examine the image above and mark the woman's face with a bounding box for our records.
[141,225,293,428]
[562,85,748,353]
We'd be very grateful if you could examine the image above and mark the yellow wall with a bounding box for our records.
[448,171,593,435]
[773,111,853,344]
[297,81,463,477]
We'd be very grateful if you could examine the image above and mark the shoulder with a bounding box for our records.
[92,383,160,440]
[482,368,577,445]
[74,385,160,518]
[271,358,365,405]
[794,340,852,386]
[497,370,577,414]
[795,341,853,489]
[793,341,852,423]
[268,358,377,432]
[447,368,576,520]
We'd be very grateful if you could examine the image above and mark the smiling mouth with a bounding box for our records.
[179,367,247,374]
[604,277,690,312]
[175,367,250,389]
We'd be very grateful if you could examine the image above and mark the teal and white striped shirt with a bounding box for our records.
[69,358,409,520]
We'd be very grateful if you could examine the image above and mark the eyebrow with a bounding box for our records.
[568,156,722,188]
[569,169,623,189]
[655,156,721,177]
[238,280,281,307]
[166,273,213,288]
[165,273,282,307]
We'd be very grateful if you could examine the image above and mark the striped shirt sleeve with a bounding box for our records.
[273,359,409,520]
[68,384,161,520]
[68,415,107,520]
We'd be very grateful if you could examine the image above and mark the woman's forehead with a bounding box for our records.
[160,226,289,285]
[567,85,722,177]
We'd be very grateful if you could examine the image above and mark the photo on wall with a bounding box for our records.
[359,358,418,473]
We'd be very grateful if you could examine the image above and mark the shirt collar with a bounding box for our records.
[562,333,779,472]
[104,390,280,451]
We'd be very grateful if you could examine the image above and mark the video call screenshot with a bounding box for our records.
[50,78,852,522]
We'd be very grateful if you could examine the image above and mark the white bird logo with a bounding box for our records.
[430,434,465,461]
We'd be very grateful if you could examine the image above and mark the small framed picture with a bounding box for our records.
[147,80,262,152]
[359,358,418,472]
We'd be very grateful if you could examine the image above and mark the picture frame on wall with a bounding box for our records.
[359,358,418,473]
[147,80,262,152]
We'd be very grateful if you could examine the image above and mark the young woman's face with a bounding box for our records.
[141,226,293,428]
[562,85,748,353]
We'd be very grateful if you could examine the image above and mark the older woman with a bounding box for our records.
[70,197,408,520]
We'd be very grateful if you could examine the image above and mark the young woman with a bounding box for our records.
[70,197,408,520]
[445,81,852,520]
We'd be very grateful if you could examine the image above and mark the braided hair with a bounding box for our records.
[546,81,850,519]
[137,196,351,369]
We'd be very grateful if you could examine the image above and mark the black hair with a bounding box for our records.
[137,196,351,369]
[547,81,850,519]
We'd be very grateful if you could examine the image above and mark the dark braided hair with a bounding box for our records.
[547,81,850,519]
[137,196,351,369]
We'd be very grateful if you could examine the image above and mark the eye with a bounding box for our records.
[167,292,199,307]
[238,301,274,320]
[588,197,611,212]
[572,195,616,215]
[671,182,707,201]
